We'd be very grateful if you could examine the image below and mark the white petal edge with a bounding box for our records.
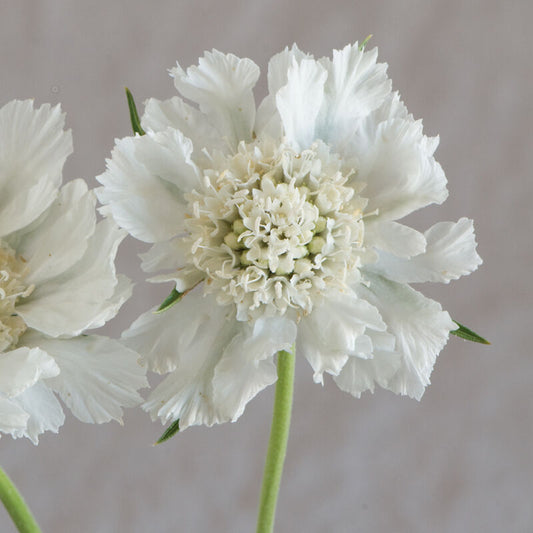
[0,397,29,436]
[141,96,223,160]
[10,381,65,444]
[131,128,201,194]
[28,334,147,424]
[17,219,131,337]
[297,289,386,384]
[364,219,427,258]
[9,179,96,286]
[316,43,391,149]
[359,273,455,399]
[0,100,72,237]
[171,50,260,148]
[0,346,59,398]
[369,218,482,284]
[212,316,297,422]
[333,330,401,397]
[255,44,311,140]
[96,135,188,243]
[354,118,448,221]
[276,58,327,151]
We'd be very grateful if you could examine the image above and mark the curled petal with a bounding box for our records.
[359,273,455,399]
[0,100,71,237]
[171,50,260,148]
[370,218,482,284]
[28,334,147,424]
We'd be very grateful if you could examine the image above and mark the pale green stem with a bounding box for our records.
[256,346,295,533]
[0,465,41,533]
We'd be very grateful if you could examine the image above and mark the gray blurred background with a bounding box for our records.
[0,1,531,531]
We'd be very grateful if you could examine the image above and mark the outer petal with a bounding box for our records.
[360,273,455,399]
[139,292,238,428]
[333,330,401,397]
[276,58,327,151]
[297,289,386,384]
[122,289,221,374]
[135,289,294,429]
[8,180,96,285]
[255,44,311,139]
[0,398,29,436]
[316,44,391,149]
[354,118,448,221]
[96,135,187,243]
[27,334,147,424]
[9,381,65,444]
[131,129,201,194]
[364,219,426,258]
[370,218,482,284]
[0,100,71,237]
[141,96,223,159]
[0,346,59,398]
[171,50,260,148]
[17,219,131,337]
[139,238,188,273]
[212,316,297,422]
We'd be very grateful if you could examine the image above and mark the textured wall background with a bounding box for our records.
[1,1,531,531]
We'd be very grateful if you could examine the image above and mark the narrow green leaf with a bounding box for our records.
[359,34,373,50]
[125,87,145,136]
[155,288,183,314]
[155,419,180,445]
[451,321,490,345]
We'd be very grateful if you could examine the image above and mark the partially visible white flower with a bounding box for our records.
[0,100,147,443]
[97,44,482,431]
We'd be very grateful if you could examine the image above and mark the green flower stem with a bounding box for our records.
[256,346,295,533]
[0,465,41,533]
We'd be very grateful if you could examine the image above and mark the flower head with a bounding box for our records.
[0,100,147,443]
[97,44,481,430]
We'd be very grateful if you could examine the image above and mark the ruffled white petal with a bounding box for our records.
[141,96,223,160]
[276,58,327,151]
[316,44,391,149]
[140,292,238,427]
[17,219,131,337]
[0,397,29,435]
[0,100,72,237]
[297,289,386,384]
[28,334,147,424]
[122,288,217,374]
[171,50,260,148]
[333,330,401,397]
[138,289,295,429]
[368,90,410,124]
[0,346,59,397]
[365,219,426,258]
[96,135,187,243]
[370,218,482,284]
[9,381,65,444]
[255,44,311,139]
[8,180,96,285]
[360,273,455,399]
[139,239,188,273]
[212,316,296,422]
[131,129,201,194]
[354,118,448,221]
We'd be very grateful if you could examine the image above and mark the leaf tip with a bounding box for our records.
[451,320,490,345]
[155,419,180,445]
[154,288,183,314]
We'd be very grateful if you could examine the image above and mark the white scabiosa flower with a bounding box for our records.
[97,44,482,431]
[0,100,147,443]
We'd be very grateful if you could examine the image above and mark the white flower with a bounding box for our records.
[97,44,482,430]
[0,100,147,443]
